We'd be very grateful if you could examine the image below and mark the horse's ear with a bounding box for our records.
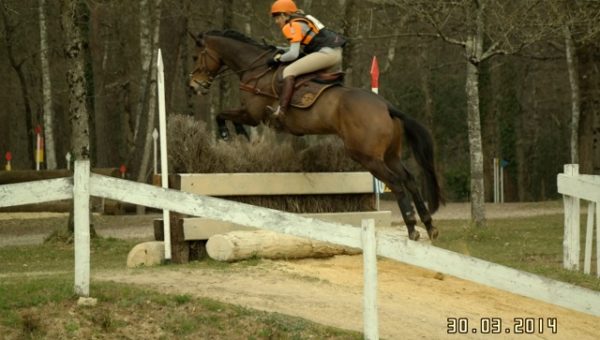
[188,30,203,47]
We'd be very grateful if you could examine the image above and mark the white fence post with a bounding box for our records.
[584,202,595,274]
[596,202,600,278]
[361,219,378,340]
[562,164,580,270]
[74,160,90,296]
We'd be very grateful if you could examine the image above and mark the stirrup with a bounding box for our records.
[267,105,283,117]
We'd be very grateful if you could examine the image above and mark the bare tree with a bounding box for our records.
[39,0,57,169]
[61,0,89,161]
[135,0,162,214]
[61,0,97,236]
[546,1,600,170]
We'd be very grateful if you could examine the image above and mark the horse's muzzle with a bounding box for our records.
[189,79,212,95]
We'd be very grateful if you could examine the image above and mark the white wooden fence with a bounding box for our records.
[557,164,600,276]
[2,161,600,339]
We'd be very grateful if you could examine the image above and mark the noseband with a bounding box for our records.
[190,48,222,89]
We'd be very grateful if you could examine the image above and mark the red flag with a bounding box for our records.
[370,56,379,89]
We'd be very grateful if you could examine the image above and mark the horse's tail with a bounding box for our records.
[388,106,444,213]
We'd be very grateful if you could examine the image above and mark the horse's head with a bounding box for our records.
[188,32,224,95]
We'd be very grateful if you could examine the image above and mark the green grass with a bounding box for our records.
[0,278,361,339]
[433,214,600,291]
[0,237,140,273]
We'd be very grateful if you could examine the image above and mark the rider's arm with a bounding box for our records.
[278,21,307,62]
[278,42,300,62]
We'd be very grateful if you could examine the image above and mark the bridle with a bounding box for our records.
[190,44,276,91]
[189,47,223,90]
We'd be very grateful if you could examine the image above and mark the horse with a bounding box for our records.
[188,30,443,241]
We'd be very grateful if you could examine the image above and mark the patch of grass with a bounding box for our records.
[0,237,141,274]
[433,214,600,291]
[0,216,67,236]
[0,279,361,339]
[19,310,43,337]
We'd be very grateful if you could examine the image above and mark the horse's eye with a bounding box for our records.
[192,56,198,62]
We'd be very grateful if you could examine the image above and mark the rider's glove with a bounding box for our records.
[267,53,282,68]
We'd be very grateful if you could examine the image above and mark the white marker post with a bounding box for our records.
[152,128,159,175]
[66,152,72,170]
[370,56,383,211]
[157,49,172,261]
[4,151,12,171]
[35,125,43,171]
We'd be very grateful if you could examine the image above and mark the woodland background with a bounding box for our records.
[1,0,599,205]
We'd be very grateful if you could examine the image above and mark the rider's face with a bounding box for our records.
[273,14,288,28]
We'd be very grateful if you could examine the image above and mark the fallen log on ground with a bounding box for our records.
[206,230,361,262]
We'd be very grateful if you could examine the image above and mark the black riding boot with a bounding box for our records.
[274,76,295,117]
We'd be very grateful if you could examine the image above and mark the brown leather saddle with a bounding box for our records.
[272,69,344,109]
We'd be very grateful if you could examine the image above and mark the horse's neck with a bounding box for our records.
[211,38,267,76]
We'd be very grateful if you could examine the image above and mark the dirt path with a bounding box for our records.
[95,256,599,339]
[3,201,599,339]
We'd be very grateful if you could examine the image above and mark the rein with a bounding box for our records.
[237,49,280,99]
[204,49,274,82]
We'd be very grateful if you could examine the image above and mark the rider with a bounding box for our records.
[268,0,346,117]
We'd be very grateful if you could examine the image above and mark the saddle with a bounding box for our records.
[272,68,344,109]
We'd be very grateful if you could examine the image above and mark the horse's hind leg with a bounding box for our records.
[388,159,438,240]
[348,153,421,241]
[395,189,421,241]
[216,117,230,140]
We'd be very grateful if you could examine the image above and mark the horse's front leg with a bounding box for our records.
[216,107,258,141]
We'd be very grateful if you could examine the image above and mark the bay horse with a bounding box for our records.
[188,30,443,241]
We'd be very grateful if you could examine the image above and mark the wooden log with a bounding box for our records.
[206,230,361,262]
[127,241,165,268]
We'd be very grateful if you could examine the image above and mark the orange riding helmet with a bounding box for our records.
[271,0,298,15]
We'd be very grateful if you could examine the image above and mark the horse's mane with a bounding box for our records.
[203,30,274,50]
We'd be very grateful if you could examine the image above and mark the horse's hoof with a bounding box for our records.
[219,130,230,141]
[427,227,439,240]
[409,230,420,241]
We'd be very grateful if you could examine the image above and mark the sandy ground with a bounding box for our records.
[2,201,599,339]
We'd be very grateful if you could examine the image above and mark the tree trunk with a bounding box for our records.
[134,0,152,147]
[465,60,486,226]
[564,24,581,165]
[39,0,57,169]
[62,2,90,161]
[341,0,359,86]
[464,0,487,226]
[135,0,162,214]
[62,0,95,236]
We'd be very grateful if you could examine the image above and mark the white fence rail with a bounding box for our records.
[557,164,600,276]
[2,161,600,327]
